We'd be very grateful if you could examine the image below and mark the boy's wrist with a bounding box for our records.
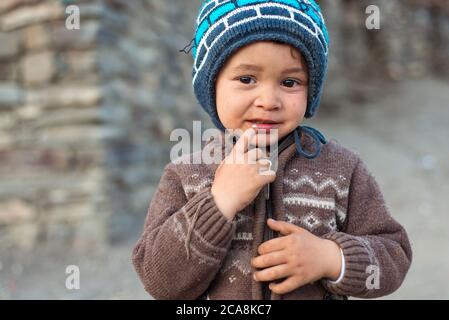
[321,239,343,281]
[211,187,236,220]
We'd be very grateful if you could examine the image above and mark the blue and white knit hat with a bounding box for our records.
[191,0,329,132]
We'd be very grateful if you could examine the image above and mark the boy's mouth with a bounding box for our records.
[249,119,279,124]
[247,119,281,131]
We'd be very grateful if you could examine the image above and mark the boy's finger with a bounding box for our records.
[253,264,289,282]
[269,276,305,295]
[258,169,276,179]
[257,159,273,175]
[247,147,267,163]
[267,218,303,235]
[257,237,285,255]
[233,128,256,156]
[251,250,286,269]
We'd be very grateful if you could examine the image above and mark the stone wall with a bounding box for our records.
[320,0,449,109]
[0,0,447,254]
[0,0,205,255]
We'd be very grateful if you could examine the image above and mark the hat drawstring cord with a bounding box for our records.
[294,125,327,159]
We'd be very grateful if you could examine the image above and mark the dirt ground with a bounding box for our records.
[1,77,448,299]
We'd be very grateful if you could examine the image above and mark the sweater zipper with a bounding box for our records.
[262,183,273,300]
[260,131,296,300]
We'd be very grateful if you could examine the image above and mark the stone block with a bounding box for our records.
[0,32,20,60]
[0,82,22,108]
[61,50,97,79]
[22,23,51,50]
[6,222,39,251]
[52,21,101,49]
[21,50,55,86]
[0,0,39,14]
[1,2,63,31]
[26,86,101,108]
[0,199,36,225]
[0,63,19,81]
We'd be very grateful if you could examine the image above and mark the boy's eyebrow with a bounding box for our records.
[233,64,263,72]
[233,64,305,74]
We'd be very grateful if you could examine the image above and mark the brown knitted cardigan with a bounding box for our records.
[132,131,412,300]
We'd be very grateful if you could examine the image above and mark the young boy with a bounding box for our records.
[132,0,412,300]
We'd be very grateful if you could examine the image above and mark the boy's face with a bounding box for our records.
[215,41,308,145]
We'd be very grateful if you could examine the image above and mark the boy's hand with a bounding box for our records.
[251,219,342,295]
[211,128,276,220]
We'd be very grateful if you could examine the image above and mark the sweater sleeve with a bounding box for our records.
[132,163,236,300]
[320,158,412,298]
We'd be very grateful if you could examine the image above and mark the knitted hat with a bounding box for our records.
[191,0,329,131]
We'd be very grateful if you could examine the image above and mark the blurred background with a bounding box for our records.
[0,0,448,299]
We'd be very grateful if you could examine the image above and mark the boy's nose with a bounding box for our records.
[254,85,281,110]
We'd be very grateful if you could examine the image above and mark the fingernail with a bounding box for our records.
[253,274,257,281]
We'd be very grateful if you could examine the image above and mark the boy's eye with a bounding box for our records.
[238,76,255,84]
[282,79,301,88]
[236,77,303,87]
